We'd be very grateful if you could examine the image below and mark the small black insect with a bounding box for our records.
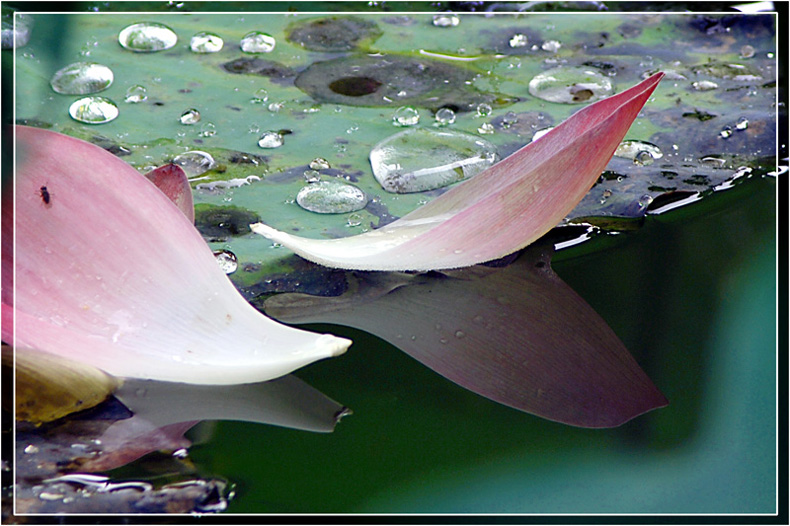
[39,185,51,206]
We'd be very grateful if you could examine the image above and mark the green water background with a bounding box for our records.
[190,175,777,514]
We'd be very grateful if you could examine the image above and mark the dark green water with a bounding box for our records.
[189,175,777,514]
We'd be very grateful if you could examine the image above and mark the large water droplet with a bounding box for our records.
[257,131,284,148]
[296,180,368,214]
[68,96,119,124]
[173,150,216,177]
[240,31,276,53]
[190,31,223,53]
[528,67,613,104]
[118,22,178,52]
[370,127,498,193]
[434,107,456,126]
[50,62,113,95]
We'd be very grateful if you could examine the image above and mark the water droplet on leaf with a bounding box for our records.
[258,131,284,148]
[370,127,498,193]
[240,31,276,53]
[296,180,368,214]
[392,106,420,127]
[124,84,147,103]
[309,157,331,170]
[213,249,238,274]
[432,13,460,27]
[50,62,113,95]
[180,108,201,125]
[190,31,223,53]
[118,22,178,52]
[529,67,613,104]
[509,33,528,48]
[434,107,456,126]
[68,96,119,124]
[173,150,216,176]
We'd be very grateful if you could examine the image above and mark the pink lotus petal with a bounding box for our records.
[252,73,664,271]
[143,163,194,223]
[5,126,350,385]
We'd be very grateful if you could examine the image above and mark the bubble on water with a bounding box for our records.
[190,31,223,53]
[432,13,460,27]
[735,117,749,130]
[118,22,177,52]
[180,108,201,125]
[309,157,331,170]
[370,127,498,193]
[392,106,420,127]
[509,33,528,48]
[240,31,276,53]
[124,84,147,103]
[258,131,284,148]
[541,40,561,53]
[173,150,216,177]
[614,140,663,164]
[528,67,613,104]
[692,80,718,91]
[68,96,119,124]
[475,103,492,118]
[296,180,368,214]
[213,250,238,274]
[434,107,456,126]
[50,62,113,95]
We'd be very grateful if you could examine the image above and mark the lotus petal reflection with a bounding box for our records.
[3,126,351,385]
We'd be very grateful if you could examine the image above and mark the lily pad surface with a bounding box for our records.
[12,10,777,290]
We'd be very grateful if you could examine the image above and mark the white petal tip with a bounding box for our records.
[319,334,352,357]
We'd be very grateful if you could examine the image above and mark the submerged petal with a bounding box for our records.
[252,73,664,271]
[6,126,351,385]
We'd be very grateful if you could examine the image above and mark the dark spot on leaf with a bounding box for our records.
[328,76,383,97]
[682,109,717,121]
[571,87,594,102]
[194,204,261,238]
[286,16,382,52]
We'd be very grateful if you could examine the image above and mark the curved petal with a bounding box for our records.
[6,126,351,385]
[252,73,664,271]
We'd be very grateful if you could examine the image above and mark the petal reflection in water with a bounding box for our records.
[264,243,667,428]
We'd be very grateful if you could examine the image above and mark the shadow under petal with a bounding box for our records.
[264,243,668,428]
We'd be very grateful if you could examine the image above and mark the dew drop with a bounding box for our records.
[172,150,216,177]
[454,330,465,339]
[735,117,749,130]
[475,103,492,117]
[296,180,368,214]
[477,122,495,134]
[509,33,528,48]
[213,249,238,274]
[124,84,147,103]
[68,96,119,124]
[249,87,269,104]
[309,157,330,170]
[240,31,276,53]
[50,62,113,95]
[692,80,718,91]
[303,169,321,183]
[257,131,284,148]
[346,212,363,227]
[199,122,217,137]
[720,126,733,139]
[541,40,561,53]
[529,67,613,104]
[434,107,456,126]
[739,44,755,59]
[179,108,201,125]
[432,13,460,27]
[615,141,662,164]
[392,106,420,127]
[118,22,178,52]
[190,31,223,53]
[24,445,39,454]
